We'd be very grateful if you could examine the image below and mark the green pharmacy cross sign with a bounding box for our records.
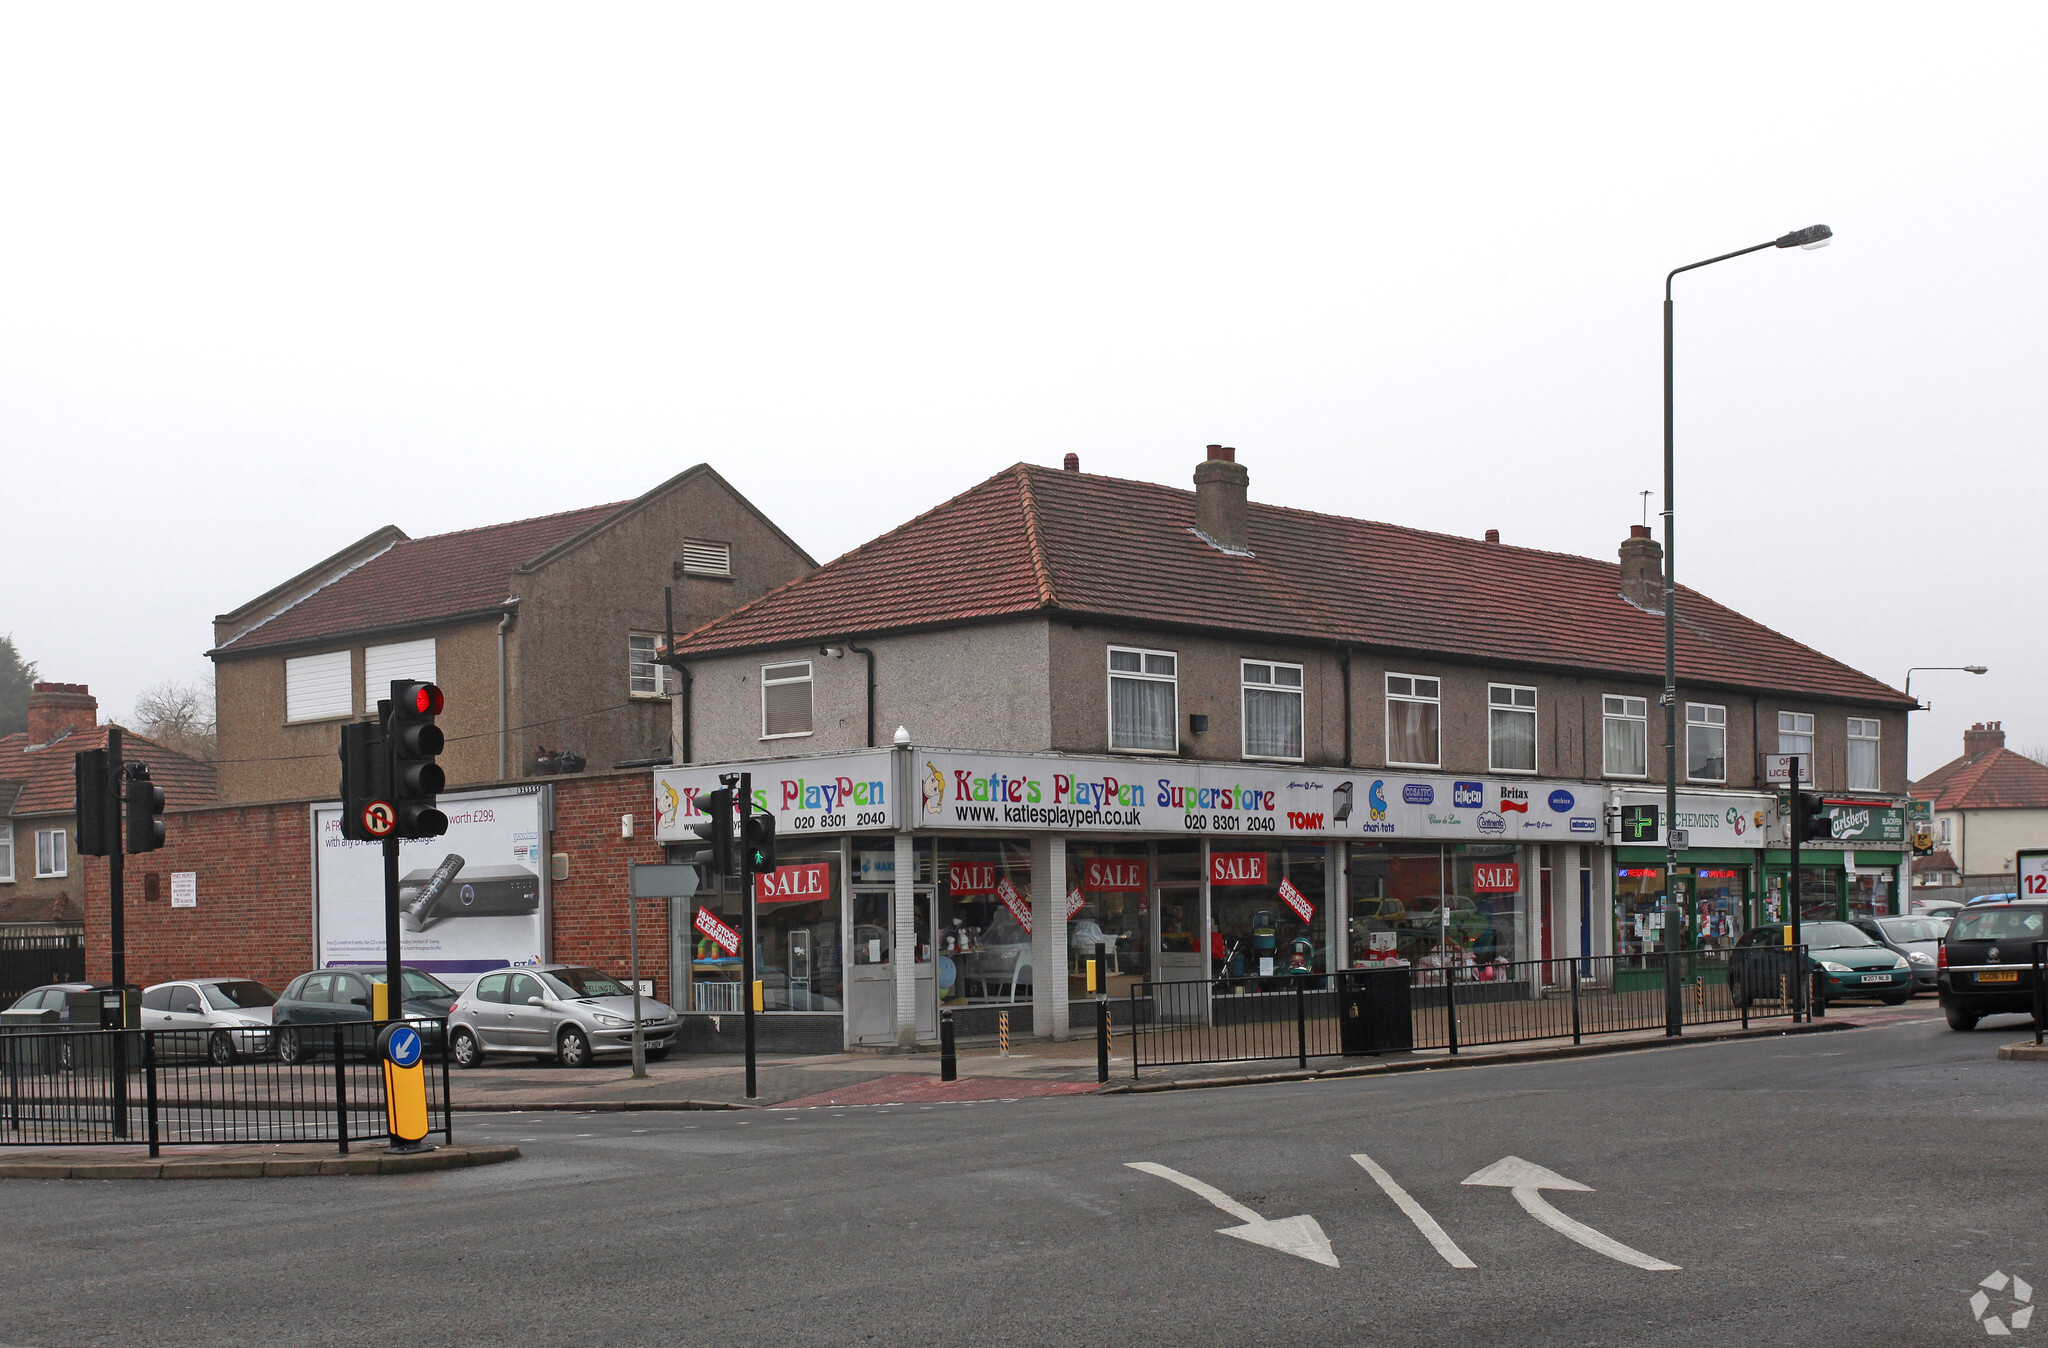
[1620,804,1660,842]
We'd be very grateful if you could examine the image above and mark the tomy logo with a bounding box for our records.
[1477,811,1506,835]
[1569,817,1599,834]
[1402,784,1435,805]
[1452,781,1485,809]
[1548,789,1576,813]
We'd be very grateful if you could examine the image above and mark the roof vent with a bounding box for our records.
[1194,446,1249,552]
[1484,529,1500,544]
[1063,453,1080,473]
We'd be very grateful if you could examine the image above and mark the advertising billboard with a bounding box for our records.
[313,785,549,990]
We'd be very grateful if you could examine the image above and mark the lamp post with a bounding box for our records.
[1662,224,1832,958]
[1904,664,1988,712]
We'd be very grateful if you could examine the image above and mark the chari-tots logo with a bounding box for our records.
[1367,781,1388,823]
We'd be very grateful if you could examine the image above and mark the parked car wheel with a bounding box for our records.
[276,1027,306,1064]
[1728,975,1751,1008]
[557,1025,593,1068]
[644,1045,670,1062]
[450,1027,484,1069]
[1944,1003,1980,1032]
[1879,993,1911,1007]
[208,1030,238,1066]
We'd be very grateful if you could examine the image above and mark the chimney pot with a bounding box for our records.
[1964,722,2007,756]
[1630,524,1652,539]
[1205,444,1235,463]
[1193,447,1251,551]
[26,682,98,745]
[1062,453,1079,473]
[1617,529,1664,610]
[1484,529,1500,544]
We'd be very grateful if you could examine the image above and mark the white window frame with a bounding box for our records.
[1384,673,1442,769]
[1846,717,1881,792]
[1107,646,1179,754]
[1240,660,1305,762]
[1685,702,1728,784]
[284,649,354,724]
[1603,695,1649,779]
[362,638,437,709]
[1487,683,1538,774]
[35,828,67,879]
[0,823,13,883]
[760,661,815,740]
[682,539,732,577]
[628,634,675,699]
[1778,710,1815,764]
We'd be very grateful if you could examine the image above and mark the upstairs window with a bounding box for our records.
[363,638,436,708]
[0,824,13,883]
[761,662,814,739]
[284,650,352,723]
[629,635,676,697]
[1603,695,1648,778]
[1488,684,1537,773]
[682,540,731,577]
[1778,711,1815,765]
[1241,661,1304,760]
[1847,717,1881,791]
[35,828,67,879]
[1686,703,1727,782]
[1109,648,1178,752]
[1386,674,1441,767]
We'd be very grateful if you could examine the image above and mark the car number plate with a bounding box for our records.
[1978,970,2019,983]
[1859,974,1892,983]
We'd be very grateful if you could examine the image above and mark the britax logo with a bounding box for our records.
[1453,781,1484,809]
[1403,784,1434,805]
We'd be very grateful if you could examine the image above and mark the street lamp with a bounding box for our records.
[1661,224,1832,960]
[1904,664,1988,712]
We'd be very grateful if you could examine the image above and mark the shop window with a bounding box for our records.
[628,635,675,698]
[1385,674,1441,768]
[1603,695,1648,778]
[1108,647,1177,753]
[35,828,66,879]
[284,649,352,723]
[683,842,843,1012]
[1211,845,1328,982]
[1778,711,1815,763]
[1487,684,1537,773]
[761,661,814,738]
[1241,661,1304,760]
[1066,843,1153,983]
[1847,718,1880,791]
[1686,703,1727,782]
[1346,842,1521,971]
[934,839,1035,1004]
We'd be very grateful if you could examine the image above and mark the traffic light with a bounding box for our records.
[743,811,777,875]
[124,762,166,853]
[685,788,734,883]
[1793,791,1833,843]
[387,681,447,839]
[74,749,113,856]
[338,720,392,841]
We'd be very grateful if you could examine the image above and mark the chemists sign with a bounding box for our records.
[1613,790,1773,850]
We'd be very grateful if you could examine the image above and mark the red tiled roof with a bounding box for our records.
[1911,747,2048,810]
[0,891,84,925]
[213,502,625,653]
[0,727,219,817]
[1911,850,1960,875]
[671,463,1911,706]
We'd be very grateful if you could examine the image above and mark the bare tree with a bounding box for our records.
[2025,744,2048,768]
[129,679,217,761]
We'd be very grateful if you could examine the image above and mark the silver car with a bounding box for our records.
[139,978,278,1064]
[446,965,678,1068]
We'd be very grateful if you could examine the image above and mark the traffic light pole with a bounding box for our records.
[1789,756,1807,1020]
[737,771,757,1101]
[106,727,126,989]
[384,833,403,1024]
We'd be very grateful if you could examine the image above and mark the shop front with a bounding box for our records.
[1605,790,1773,964]
[1759,849,1904,923]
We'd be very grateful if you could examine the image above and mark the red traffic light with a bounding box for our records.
[402,682,443,716]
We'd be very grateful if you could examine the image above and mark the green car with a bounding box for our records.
[1729,921,1914,1008]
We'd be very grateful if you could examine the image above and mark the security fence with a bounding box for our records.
[1115,949,1813,1080]
[1,1019,452,1155]
[0,933,86,1007]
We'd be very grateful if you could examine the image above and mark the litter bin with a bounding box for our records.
[1340,966,1414,1055]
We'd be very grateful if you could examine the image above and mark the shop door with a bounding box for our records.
[912,889,935,1042]
[1154,882,1204,984]
[848,889,897,1046]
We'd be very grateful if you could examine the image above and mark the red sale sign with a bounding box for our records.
[948,861,999,894]
[1473,863,1520,893]
[1082,859,1147,892]
[1277,876,1314,923]
[693,907,741,956]
[1209,852,1268,886]
[996,874,1032,934]
[756,862,831,904]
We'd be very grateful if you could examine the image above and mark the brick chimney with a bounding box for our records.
[1618,525,1663,610]
[1194,445,1249,552]
[27,682,97,744]
[1484,529,1500,544]
[1062,452,1080,473]
[1965,721,2006,758]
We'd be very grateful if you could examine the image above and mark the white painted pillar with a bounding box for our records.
[1326,843,1347,971]
[1031,834,1069,1040]
[893,833,917,1049]
[1561,844,1583,967]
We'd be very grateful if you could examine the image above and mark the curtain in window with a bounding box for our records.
[1244,688,1302,758]
[1604,718,1646,776]
[1490,708,1535,772]
[1687,725,1726,780]
[1387,700,1439,765]
[1847,739,1878,791]
[1111,677,1175,751]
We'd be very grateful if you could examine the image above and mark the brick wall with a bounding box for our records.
[82,771,675,1002]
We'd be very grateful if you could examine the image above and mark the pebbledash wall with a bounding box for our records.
[81,770,674,1004]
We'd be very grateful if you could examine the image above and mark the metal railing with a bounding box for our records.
[2,1018,452,1156]
[2035,941,2046,1048]
[0,933,86,1007]
[1117,949,1813,1079]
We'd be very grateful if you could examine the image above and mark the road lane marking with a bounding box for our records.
[1351,1154,1476,1269]
[1462,1156,1679,1272]
[1126,1162,1339,1267]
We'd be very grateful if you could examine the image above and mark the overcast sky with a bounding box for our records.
[3,5,2040,778]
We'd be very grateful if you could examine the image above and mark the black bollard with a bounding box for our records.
[940,1009,957,1082]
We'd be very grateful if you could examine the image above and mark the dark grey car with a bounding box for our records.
[1854,915,1945,994]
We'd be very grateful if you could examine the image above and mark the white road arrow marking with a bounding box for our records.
[1352,1154,1476,1268]
[1126,1162,1339,1267]
[1461,1156,1680,1272]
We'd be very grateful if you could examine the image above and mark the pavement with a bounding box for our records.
[0,1140,519,1179]
[0,1003,2039,1346]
